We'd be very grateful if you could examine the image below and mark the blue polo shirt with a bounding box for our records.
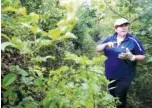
[98,32,145,81]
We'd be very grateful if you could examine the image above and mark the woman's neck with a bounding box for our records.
[117,35,126,45]
[117,34,126,39]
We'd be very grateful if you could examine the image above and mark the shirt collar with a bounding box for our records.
[113,32,130,41]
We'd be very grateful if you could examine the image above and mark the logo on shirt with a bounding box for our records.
[121,46,125,48]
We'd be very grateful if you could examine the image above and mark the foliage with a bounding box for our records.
[72,4,103,57]
[2,0,152,107]
[1,0,116,108]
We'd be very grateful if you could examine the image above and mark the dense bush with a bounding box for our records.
[1,0,116,108]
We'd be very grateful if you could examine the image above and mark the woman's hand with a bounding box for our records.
[107,42,117,48]
[118,48,136,61]
[96,42,116,52]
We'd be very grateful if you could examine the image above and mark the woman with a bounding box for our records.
[96,18,145,108]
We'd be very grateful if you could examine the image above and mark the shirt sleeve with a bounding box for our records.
[133,38,146,55]
[97,36,111,45]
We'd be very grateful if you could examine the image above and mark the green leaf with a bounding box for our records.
[21,76,34,85]
[24,102,38,108]
[103,93,114,102]
[29,12,40,23]
[92,56,107,64]
[2,73,17,88]
[8,92,17,101]
[1,42,13,51]
[3,6,17,12]
[50,66,69,75]
[64,52,80,63]
[42,89,60,108]
[20,41,33,54]
[11,37,24,50]
[1,34,11,41]
[32,56,56,63]
[29,26,41,34]
[18,7,26,16]
[82,83,88,90]
[48,28,61,40]
[89,66,104,74]
[79,56,89,65]
[67,82,74,88]
[35,39,52,47]
[59,32,77,40]
[146,57,152,63]
[3,7,26,16]
[34,78,43,86]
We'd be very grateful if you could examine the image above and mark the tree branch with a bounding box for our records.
[103,0,127,19]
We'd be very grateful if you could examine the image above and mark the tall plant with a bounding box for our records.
[1,0,116,107]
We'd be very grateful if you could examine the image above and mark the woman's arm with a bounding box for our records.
[96,42,116,52]
[135,55,145,61]
[96,43,108,52]
[118,48,146,61]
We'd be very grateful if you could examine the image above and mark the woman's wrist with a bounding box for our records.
[130,55,136,61]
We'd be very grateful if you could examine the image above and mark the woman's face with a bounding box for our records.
[115,23,129,36]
